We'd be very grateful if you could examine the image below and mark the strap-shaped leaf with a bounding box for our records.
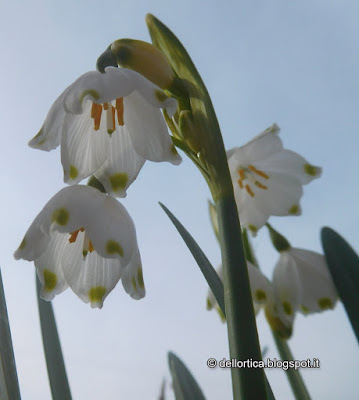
[36,275,72,399]
[159,203,225,316]
[321,227,359,343]
[168,352,206,400]
[0,267,21,400]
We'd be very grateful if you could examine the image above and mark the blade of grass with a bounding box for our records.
[36,274,72,399]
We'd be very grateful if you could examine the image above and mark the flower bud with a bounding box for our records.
[178,110,202,153]
[110,39,174,89]
[266,224,291,252]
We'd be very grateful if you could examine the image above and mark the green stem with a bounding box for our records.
[272,332,311,400]
[216,196,268,400]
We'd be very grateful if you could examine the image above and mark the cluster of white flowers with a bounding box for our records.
[208,124,337,335]
[15,50,336,324]
[15,66,181,308]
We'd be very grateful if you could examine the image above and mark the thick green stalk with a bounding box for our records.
[216,196,268,400]
[272,332,311,400]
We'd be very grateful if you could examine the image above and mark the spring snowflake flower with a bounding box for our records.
[14,185,145,308]
[207,263,272,321]
[227,124,321,235]
[29,67,182,197]
[269,247,337,334]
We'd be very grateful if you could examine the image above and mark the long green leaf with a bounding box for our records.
[160,203,275,400]
[159,203,225,316]
[168,352,206,400]
[0,267,21,400]
[36,274,72,399]
[321,227,359,343]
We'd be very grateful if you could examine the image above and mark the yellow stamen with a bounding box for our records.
[245,184,255,197]
[69,228,85,243]
[248,165,269,179]
[255,181,268,190]
[91,103,102,131]
[237,179,243,189]
[103,102,109,110]
[116,98,124,126]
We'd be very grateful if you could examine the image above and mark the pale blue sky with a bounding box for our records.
[1,1,358,399]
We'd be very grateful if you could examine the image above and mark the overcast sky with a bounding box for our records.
[1,1,359,399]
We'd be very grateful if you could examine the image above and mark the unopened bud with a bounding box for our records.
[111,39,174,89]
[179,110,201,153]
[266,223,291,252]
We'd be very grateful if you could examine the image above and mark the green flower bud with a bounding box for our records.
[111,39,174,89]
[266,223,291,252]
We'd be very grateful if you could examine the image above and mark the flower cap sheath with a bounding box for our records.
[227,124,321,235]
[14,185,145,308]
[29,67,181,197]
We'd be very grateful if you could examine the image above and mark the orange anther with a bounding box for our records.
[255,181,268,190]
[103,102,109,110]
[89,240,95,253]
[238,168,245,181]
[248,165,269,179]
[116,98,124,126]
[245,184,255,197]
[69,228,85,243]
[91,103,102,131]
[237,179,243,189]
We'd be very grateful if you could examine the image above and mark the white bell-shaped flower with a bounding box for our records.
[272,248,337,322]
[29,67,182,197]
[227,124,321,235]
[14,185,145,308]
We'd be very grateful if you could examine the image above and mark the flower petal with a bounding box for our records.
[35,231,69,301]
[63,68,134,114]
[94,126,146,197]
[61,101,109,184]
[272,252,302,324]
[288,248,338,314]
[28,90,69,151]
[247,263,272,305]
[121,246,145,300]
[61,230,123,308]
[123,91,182,165]
[228,124,282,166]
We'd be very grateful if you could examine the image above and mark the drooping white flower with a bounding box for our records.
[227,124,321,235]
[271,247,337,324]
[14,185,145,308]
[29,67,182,197]
[206,263,272,321]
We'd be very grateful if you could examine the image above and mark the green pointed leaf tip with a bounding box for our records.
[168,352,206,400]
[159,202,225,316]
[321,227,359,343]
